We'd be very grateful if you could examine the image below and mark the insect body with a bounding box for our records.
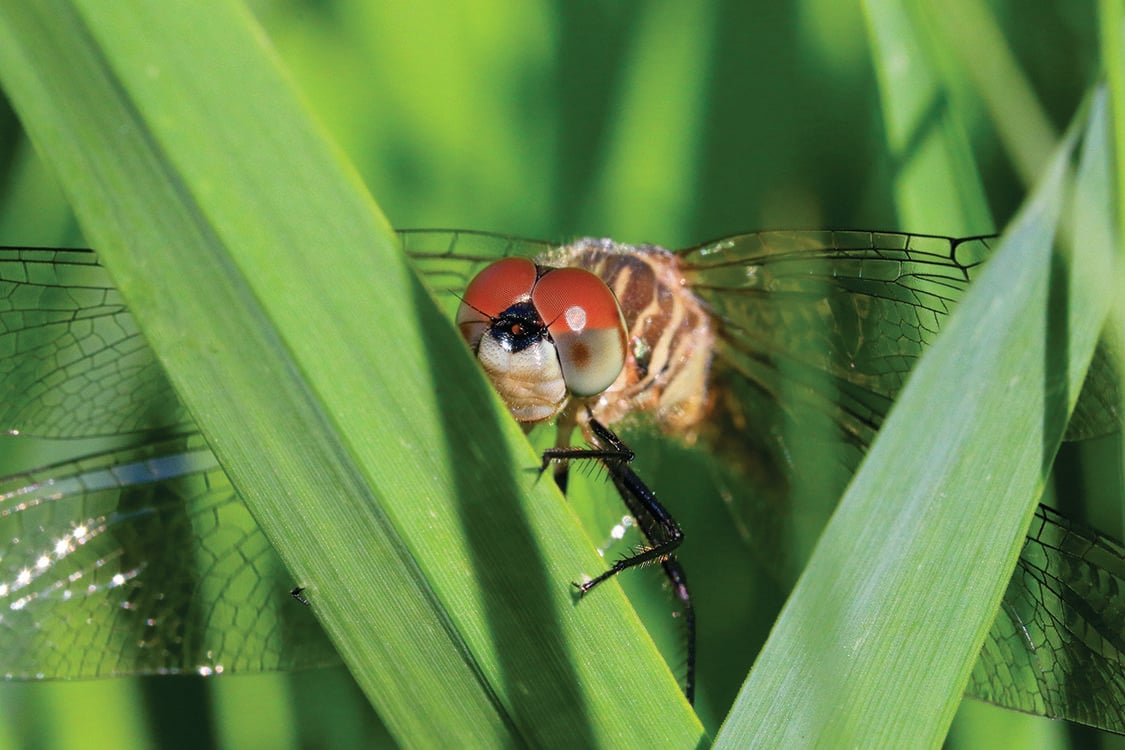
[455,247,702,702]
[458,240,715,439]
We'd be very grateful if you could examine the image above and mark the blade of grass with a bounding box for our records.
[1099,1,1125,501]
[918,0,1059,187]
[863,0,993,234]
[1101,0,1125,243]
[713,91,1113,747]
[581,0,715,243]
[0,1,704,746]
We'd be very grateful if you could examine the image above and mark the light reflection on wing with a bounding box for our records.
[0,434,337,678]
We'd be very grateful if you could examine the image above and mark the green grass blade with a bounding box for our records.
[713,92,1113,747]
[917,0,1060,187]
[863,0,993,234]
[1099,1,1125,447]
[0,1,704,746]
[1102,0,1125,242]
[579,1,715,243]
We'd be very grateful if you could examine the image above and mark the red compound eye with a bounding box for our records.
[532,267,627,397]
[456,258,538,347]
[458,257,537,317]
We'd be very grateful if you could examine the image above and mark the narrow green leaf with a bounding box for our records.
[581,1,715,242]
[917,0,1060,187]
[0,1,703,746]
[1101,0,1125,240]
[713,93,1113,747]
[862,0,993,234]
[1098,1,1125,468]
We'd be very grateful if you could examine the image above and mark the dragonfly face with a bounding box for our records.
[456,256,629,423]
[0,231,1123,731]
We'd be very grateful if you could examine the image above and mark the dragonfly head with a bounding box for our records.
[456,257,628,423]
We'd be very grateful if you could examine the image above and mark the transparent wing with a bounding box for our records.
[0,234,550,440]
[677,229,1125,732]
[694,232,986,437]
[0,233,557,679]
[0,231,554,679]
[400,229,555,319]
[0,247,189,438]
[0,433,338,678]
[972,505,1125,732]
[681,230,1119,448]
[677,231,991,510]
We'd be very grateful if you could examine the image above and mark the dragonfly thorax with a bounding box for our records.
[543,239,715,441]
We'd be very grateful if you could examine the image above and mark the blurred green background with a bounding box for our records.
[0,0,1114,747]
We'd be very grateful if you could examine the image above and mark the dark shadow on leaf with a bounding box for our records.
[407,263,595,746]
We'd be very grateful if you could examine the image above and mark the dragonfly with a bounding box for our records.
[0,230,1122,730]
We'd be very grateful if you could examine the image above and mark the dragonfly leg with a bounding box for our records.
[540,409,611,494]
[540,423,635,470]
[553,462,569,494]
[570,419,682,590]
[661,557,696,704]
[571,458,684,594]
[545,417,695,703]
[542,410,634,492]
